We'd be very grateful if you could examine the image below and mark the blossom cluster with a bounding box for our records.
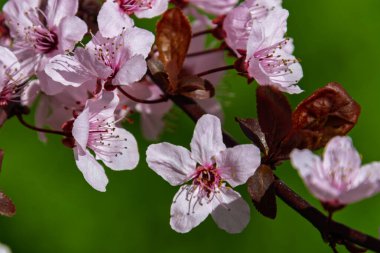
[0,0,379,242]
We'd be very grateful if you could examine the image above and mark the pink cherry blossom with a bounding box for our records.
[223,0,283,56]
[246,9,303,94]
[98,0,168,38]
[3,0,87,75]
[290,136,380,207]
[45,27,154,92]
[146,114,261,233]
[70,91,139,191]
[0,46,29,107]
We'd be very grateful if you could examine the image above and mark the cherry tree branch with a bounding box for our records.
[158,81,380,251]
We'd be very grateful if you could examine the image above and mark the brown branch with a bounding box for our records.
[149,69,380,252]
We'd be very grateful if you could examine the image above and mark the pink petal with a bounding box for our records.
[338,162,380,204]
[290,149,340,202]
[38,70,65,96]
[98,0,134,38]
[211,187,250,233]
[85,91,118,118]
[190,114,226,165]
[135,0,168,18]
[96,127,140,171]
[323,136,361,173]
[45,0,79,27]
[123,27,155,58]
[146,143,196,186]
[72,107,90,151]
[216,144,261,187]
[58,16,87,52]
[113,55,147,85]
[170,185,212,233]
[74,147,109,192]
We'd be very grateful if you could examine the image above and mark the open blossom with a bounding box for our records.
[3,0,87,76]
[0,46,29,107]
[223,0,283,56]
[146,114,261,233]
[98,0,168,38]
[45,27,154,93]
[291,136,380,207]
[68,91,139,192]
[246,9,303,94]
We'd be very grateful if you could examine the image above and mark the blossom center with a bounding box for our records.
[192,165,222,197]
[116,0,154,15]
[255,39,299,79]
[31,27,59,54]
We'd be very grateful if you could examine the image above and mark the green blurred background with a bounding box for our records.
[1,0,380,252]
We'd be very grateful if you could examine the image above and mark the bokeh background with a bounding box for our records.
[1,0,380,252]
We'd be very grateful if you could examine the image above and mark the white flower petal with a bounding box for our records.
[74,147,109,192]
[97,128,140,171]
[97,0,134,38]
[211,187,250,234]
[216,144,261,187]
[190,114,226,165]
[113,55,147,85]
[72,107,90,150]
[290,149,340,202]
[146,143,196,186]
[58,16,87,52]
[46,0,79,27]
[123,27,155,58]
[135,0,168,18]
[339,162,380,204]
[170,185,212,233]
[323,136,361,173]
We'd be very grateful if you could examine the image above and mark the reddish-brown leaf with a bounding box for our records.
[0,192,16,217]
[235,117,268,154]
[256,86,292,152]
[292,82,360,150]
[156,8,192,93]
[247,165,277,219]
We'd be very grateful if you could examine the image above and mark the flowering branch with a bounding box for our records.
[149,69,380,251]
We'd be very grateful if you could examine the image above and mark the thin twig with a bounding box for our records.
[117,86,169,104]
[192,29,214,38]
[187,48,225,58]
[16,114,67,136]
[196,65,235,77]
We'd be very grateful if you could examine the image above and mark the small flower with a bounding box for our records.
[98,0,168,38]
[69,91,139,191]
[146,114,261,233]
[223,0,283,56]
[290,136,380,208]
[3,0,87,74]
[45,27,154,91]
[246,9,303,94]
